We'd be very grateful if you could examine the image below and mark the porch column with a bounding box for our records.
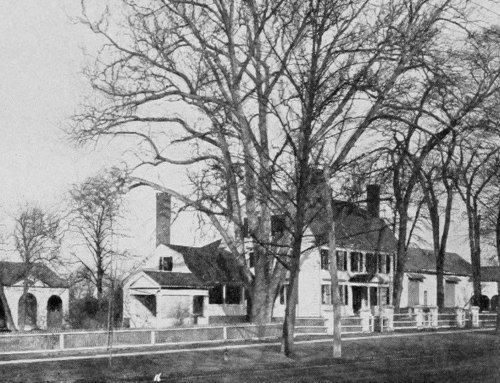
[367,287,370,310]
[348,285,354,315]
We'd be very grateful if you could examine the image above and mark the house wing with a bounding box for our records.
[405,247,472,276]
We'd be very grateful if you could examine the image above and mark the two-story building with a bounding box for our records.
[124,184,398,328]
[272,185,397,320]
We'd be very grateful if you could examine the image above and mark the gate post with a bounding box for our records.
[383,305,394,332]
[429,306,438,328]
[413,306,424,329]
[471,306,480,327]
[360,308,372,332]
[456,307,465,328]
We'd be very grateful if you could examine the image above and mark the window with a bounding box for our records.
[339,285,349,305]
[445,282,456,307]
[271,215,286,236]
[351,252,361,272]
[193,296,204,316]
[320,249,330,270]
[366,253,377,274]
[279,285,288,305]
[408,280,420,306]
[336,251,347,271]
[226,285,242,304]
[159,256,173,271]
[209,284,224,304]
[377,253,384,273]
[380,287,390,306]
[321,285,331,304]
[386,254,391,274]
[248,252,255,268]
[370,287,378,306]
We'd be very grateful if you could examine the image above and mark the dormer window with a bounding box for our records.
[159,256,173,271]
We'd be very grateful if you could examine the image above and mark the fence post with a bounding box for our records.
[456,307,465,328]
[383,305,394,332]
[360,308,372,332]
[151,330,156,345]
[59,333,64,350]
[429,306,438,328]
[471,306,480,327]
[222,326,228,340]
[414,306,424,329]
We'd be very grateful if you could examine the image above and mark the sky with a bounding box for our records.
[0,1,499,269]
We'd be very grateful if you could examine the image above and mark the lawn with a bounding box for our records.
[1,330,500,382]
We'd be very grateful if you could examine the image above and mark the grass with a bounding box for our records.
[1,330,500,382]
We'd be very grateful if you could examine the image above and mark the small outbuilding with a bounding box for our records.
[0,262,69,330]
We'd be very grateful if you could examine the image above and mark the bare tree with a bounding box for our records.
[13,205,61,331]
[72,0,483,356]
[371,23,500,309]
[451,134,499,307]
[417,137,456,309]
[69,168,127,306]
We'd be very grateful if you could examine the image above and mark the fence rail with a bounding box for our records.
[0,323,283,354]
[0,311,496,354]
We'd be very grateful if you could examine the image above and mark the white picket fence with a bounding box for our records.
[0,323,283,354]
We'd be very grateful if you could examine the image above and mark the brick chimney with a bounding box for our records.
[156,193,171,246]
[366,185,380,218]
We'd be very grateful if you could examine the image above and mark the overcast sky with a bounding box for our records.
[1,1,500,266]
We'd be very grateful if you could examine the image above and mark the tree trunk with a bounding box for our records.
[250,278,273,325]
[0,284,16,331]
[495,203,500,334]
[326,190,341,358]
[18,278,30,332]
[282,255,299,357]
[250,246,274,325]
[392,209,409,311]
[437,184,453,310]
[470,210,482,307]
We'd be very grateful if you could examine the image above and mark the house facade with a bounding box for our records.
[123,194,247,328]
[0,262,69,330]
[399,247,473,310]
[124,186,400,328]
[272,187,397,319]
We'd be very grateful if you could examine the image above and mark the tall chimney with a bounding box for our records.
[156,193,171,246]
[366,184,380,218]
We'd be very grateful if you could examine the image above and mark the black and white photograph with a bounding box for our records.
[1,1,500,381]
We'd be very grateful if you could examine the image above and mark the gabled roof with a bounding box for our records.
[143,271,210,289]
[481,266,500,282]
[308,200,397,253]
[167,240,247,285]
[405,247,472,276]
[0,262,68,288]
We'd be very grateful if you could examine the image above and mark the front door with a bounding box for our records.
[193,296,204,317]
[352,286,367,313]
